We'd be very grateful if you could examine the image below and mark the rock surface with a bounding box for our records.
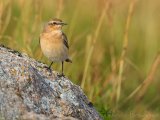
[0,45,102,120]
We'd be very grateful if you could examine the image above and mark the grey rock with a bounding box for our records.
[0,45,102,120]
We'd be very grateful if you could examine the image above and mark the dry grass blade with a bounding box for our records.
[56,0,64,18]
[116,0,137,103]
[0,1,12,36]
[81,0,110,89]
[124,52,160,102]
[136,52,160,100]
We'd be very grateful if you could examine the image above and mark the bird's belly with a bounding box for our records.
[40,38,68,62]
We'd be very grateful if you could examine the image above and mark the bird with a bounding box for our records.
[40,18,72,76]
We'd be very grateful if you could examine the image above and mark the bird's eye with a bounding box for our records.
[52,22,57,25]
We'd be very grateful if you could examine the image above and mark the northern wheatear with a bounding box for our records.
[40,18,72,76]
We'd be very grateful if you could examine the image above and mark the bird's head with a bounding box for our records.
[47,18,67,31]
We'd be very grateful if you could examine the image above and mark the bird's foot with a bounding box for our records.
[57,73,65,77]
[44,66,52,73]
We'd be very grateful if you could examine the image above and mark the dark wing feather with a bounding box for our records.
[62,32,69,49]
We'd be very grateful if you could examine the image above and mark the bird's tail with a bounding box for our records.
[65,58,72,63]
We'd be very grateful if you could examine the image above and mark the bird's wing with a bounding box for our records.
[62,32,69,49]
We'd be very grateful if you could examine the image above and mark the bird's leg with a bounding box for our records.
[62,61,64,76]
[58,61,65,77]
[48,62,53,69]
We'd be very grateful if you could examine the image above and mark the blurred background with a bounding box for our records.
[0,0,160,119]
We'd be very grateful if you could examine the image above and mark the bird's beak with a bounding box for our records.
[61,22,67,25]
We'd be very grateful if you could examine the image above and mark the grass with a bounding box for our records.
[0,0,160,119]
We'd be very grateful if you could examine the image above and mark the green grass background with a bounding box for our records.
[0,0,160,119]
